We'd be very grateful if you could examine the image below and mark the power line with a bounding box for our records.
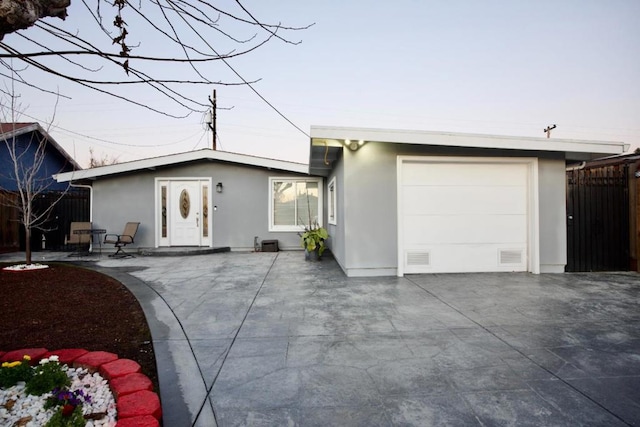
[17,110,202,147]
[188,20,310,138]
[190,130,206,150]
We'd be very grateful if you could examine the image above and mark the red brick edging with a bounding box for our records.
[0,348,161,426]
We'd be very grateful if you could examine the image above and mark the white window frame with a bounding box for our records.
[328,176,337,225]
[269,177,323,232]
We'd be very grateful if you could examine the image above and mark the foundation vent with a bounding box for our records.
[407,251,430,267]
[499,249,523,265]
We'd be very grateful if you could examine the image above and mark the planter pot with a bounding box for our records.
[305,249,321,261]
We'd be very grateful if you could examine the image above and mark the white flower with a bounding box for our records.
[38,355,60,365]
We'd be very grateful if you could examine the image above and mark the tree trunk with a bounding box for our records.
[0,0,69,39]
[24,225,32,265]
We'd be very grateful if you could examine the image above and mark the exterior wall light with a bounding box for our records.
[216,182,223,193]
[344,139,366,151]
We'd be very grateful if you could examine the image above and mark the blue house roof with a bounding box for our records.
[0,123,81,191]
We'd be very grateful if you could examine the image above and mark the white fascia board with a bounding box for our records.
[310,126,628,155]
[55,149,309,182]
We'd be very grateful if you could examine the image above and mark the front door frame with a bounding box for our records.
[154,177,213,248]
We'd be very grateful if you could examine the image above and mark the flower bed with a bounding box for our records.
[0,348,161,427]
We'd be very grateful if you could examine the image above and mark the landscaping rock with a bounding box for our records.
[0,348,48,365]
[117,390,162,420]
[100,358,141,380]
[44,348,88,365]
[115,415,160,427]
[110,373,153,399]
[73,351,118,372]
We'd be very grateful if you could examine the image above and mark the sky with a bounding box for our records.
[3,1,639,168]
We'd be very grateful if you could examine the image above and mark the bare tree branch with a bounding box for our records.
[0,0,312,116]
[0,87,72,264]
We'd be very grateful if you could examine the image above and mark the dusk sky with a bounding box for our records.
[4,1,639,167]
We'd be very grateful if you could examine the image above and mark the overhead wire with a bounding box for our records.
[169,3,310,139]
[16,109,202,148]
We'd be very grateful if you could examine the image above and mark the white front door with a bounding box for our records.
[156,178,212,247]
[170,181,202,246]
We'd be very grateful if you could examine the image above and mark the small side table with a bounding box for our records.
[74,229,107,255]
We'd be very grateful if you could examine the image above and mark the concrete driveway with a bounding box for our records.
[90,252,640,426]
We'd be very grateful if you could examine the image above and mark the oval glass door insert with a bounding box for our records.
[179,189,190,219]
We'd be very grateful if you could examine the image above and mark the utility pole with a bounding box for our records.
[205,90,233,150]
[544,124,556,138]
[207,89,217,150]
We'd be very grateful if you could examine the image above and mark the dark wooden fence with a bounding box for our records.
[0,188,90,252]
[566,165,630,271]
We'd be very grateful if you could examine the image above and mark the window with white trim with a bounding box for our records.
[269,177,323,231]
[328,177,337,225]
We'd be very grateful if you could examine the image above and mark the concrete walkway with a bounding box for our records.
[4,251,640,425]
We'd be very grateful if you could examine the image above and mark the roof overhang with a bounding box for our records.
[309,126,630,176]
[55,149,309,183]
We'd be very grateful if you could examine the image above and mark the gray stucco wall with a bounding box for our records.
[342,143,399,276]
[326,152,346,270]
[91,161,311,252]
[335,142,568,276]
[537,157,568,272]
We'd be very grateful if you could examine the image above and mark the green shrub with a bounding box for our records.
[25,358,70,396]
[0,357,34,388]
[44,405,86,427]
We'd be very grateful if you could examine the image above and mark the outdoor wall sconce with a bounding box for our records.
[343,139,365,151]
[216,182,223,193]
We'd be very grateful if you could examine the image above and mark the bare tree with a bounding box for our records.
[0,89,73,264]
[88,146,119,168]
[0,1,312,117]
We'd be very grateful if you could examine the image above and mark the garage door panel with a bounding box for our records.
[402,186,527,215]
[400,159,531,274]
[403,214,527,245]
[404,244,527,274]
[403,162,528,187]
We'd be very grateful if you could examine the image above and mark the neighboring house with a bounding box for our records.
[54,150,315,252]
[566,152,640,272]
[308,126,629,277]
[0,123,87,252]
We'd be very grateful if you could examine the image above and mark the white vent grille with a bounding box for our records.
[407,251,430,266]
[499,249,523,265]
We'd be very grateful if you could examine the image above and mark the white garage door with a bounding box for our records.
[399,158,532,274]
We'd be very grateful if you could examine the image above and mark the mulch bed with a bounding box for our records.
[0,262,158,390]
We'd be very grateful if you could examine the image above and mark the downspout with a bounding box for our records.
[566,161,586,171]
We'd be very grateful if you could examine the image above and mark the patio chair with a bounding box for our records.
[64,221,92,254]
[104,222,140,258]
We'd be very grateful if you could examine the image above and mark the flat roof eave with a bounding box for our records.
[55,149,309,182]
[310,125,629,158]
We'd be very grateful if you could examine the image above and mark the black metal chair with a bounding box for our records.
[104,222,140,258]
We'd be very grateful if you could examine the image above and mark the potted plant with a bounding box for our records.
[300,222,329,261]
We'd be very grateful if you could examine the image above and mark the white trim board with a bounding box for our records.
[56,149,309,182]
[311,125,629,156]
